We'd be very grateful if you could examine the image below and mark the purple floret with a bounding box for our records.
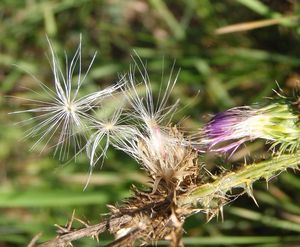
[203,107,253,154]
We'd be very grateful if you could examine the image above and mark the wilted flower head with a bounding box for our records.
[113,58,198,187]
[203,102,300,154]
[12,37,121,160]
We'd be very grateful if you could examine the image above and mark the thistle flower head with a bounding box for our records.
[203,102,300,154]
[112,58,198,187]
[12,37,121,160]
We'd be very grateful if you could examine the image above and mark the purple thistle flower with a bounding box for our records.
[203,107,254,153]
[202,102,300,155]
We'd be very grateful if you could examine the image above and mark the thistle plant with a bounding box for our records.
[13,39,300,247]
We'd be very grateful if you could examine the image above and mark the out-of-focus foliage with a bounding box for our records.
[1,0,300,246]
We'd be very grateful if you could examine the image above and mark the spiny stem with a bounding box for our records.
[179,153,300,207]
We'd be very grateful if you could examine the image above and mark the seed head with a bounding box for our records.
[12,36,121,160]
[116,57,197,186]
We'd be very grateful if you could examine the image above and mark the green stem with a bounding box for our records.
[179,153,300,207]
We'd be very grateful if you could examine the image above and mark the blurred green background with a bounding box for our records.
[1,0,300,246]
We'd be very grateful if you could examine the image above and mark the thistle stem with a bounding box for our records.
[179,153,300,207]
